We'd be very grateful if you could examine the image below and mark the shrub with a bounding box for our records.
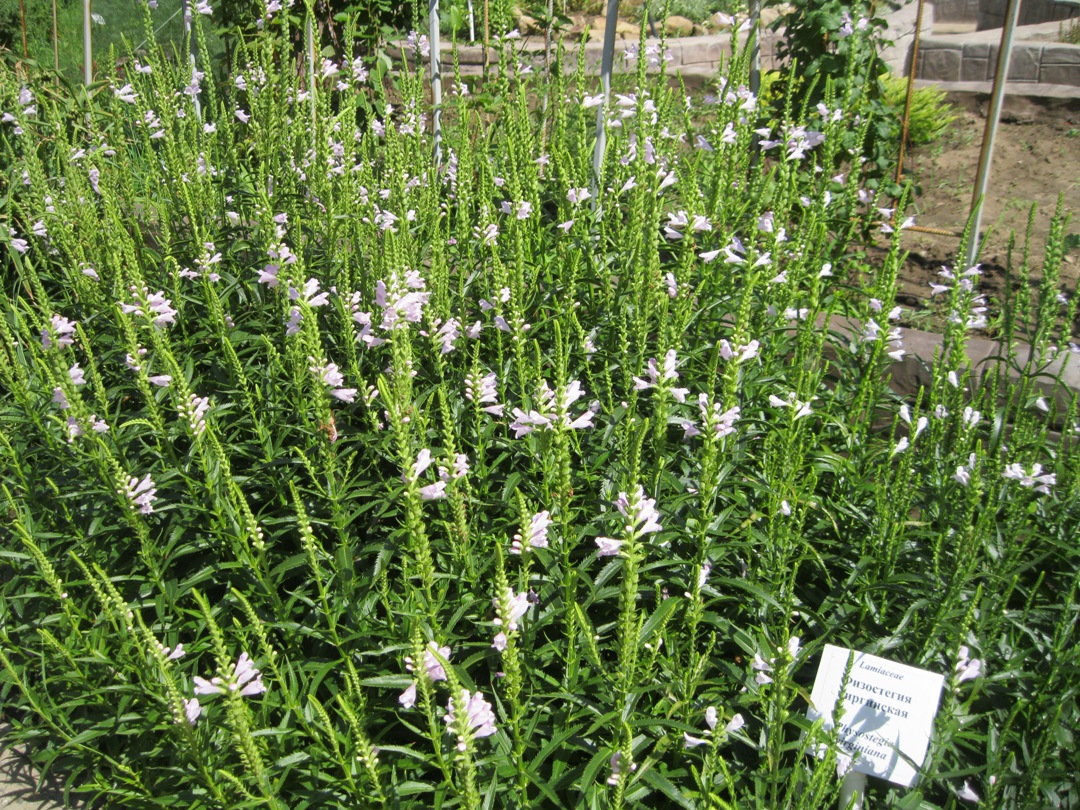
[880,72,957,146]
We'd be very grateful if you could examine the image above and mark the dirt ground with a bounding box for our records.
[892,107,1080,330]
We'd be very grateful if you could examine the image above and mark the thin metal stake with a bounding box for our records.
[430,0,443,166]
[748,0,760,97]
[307,13,316,130]
[966,0,1022,267]
[592,0,619,190]
[83,0,92,85]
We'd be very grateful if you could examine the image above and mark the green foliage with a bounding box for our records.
[0,14,1078,810]
[769,0,903,196]
[880,72,956,146]
[0,0,63,54]
[1060,16,1080,44]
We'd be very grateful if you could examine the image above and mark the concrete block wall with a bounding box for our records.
[978,0,1079,30]
[934,0,982,23]
[882,0,937,75]
[915,23,1080,85]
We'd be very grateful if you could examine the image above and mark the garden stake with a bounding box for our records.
[895,0,928,185]
[82,0,91,85]
[52,0,58,72]
[186,0,201,120]
[430,0,443,166]
[307,11,315,129]
[592,0,619,190]
[967,0,1022,266]
[18,0,28,57]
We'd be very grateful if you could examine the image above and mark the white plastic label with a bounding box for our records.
[808,644,945,787]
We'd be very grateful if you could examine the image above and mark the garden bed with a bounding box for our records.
[898,106,1080,329]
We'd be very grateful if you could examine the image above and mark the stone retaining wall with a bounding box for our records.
[391,8,1080,91]
[978,0,1079,30]
[388,30,784,79]
[915,21,1080,85]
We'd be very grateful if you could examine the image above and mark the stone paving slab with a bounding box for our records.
[0,727,79,810]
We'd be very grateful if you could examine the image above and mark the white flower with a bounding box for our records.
[182,697,202,725]
[955,645,983,684]
[683,733,709,748]
[957,781,980,803]
[595,536,622,556]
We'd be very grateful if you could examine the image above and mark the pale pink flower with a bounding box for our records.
[68,363,86,385]
[595,536,622,556]
[419,481,446,501]
[1002,463,1055,494]
[683,733,709,748]
[193,653,265,698]
[182,697,202,725]
[231,653,266,696]
[42,315,78,349]
[615,485,662,538]
[124,474,157,514]
[290,278,329,307]
[443,689,497,751]
[399,681,417,709]
[406,642,450,682]
[511,511,551,554]
[606,752,636,785]
[955,646,983,684]
[493,586,530,632]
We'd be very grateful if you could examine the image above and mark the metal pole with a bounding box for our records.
[748,0,760,97]
[429,0,442,165]
[181,0,201,118]
[83,0,92,85]
[966,0,1022,267]
[307,13,316,130]
[592,0,619,187]
[468,0,475,42]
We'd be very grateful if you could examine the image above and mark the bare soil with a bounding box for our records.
[892,109,1080,330]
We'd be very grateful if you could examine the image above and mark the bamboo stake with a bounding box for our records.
[53,0,59,72]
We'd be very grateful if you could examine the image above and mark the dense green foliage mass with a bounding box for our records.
[1,8,1078,809]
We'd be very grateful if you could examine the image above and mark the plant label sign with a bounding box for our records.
[807,644,945,787]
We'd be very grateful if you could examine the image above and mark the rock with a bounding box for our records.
[586,16,640,41]
[514,12,543,34]
[664,15,695,36]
